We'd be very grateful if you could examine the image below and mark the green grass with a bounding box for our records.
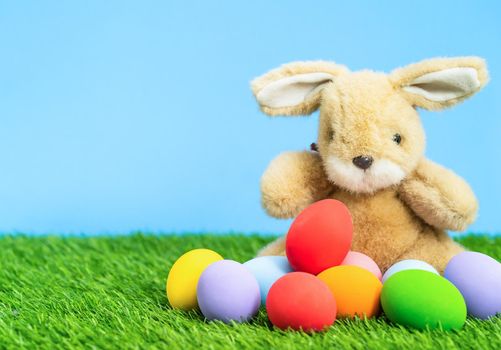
[0,234,500,349]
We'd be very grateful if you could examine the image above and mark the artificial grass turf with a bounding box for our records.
[0,234,500,350]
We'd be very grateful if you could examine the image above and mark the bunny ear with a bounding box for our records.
[390,57,489,110]
[251,61,348,116]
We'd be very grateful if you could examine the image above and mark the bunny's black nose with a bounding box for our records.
[352,155,373,170]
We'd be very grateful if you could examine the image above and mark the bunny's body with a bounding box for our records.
[252,57,488,273]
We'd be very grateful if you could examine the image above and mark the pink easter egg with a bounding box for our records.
[341,251,382,280]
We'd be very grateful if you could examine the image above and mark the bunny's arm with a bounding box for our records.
[398,158,478,232]
[261,151,334,219]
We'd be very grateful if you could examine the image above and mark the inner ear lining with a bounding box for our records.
[400,67,481,102]
[256,75,333,109]
[403,83,474,102]
[409,81,470,94]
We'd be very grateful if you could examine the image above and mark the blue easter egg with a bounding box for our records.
[382,259,439,283]
[244,256,293,305]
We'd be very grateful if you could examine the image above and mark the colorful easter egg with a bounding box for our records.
[381,270,466,330]
[197,260,260,323]
[166,248,223,310]
[341,251,382,280]
[444,251,501,319]
[317,265,382,319]
[382,259,438,283]
[266,272,337,332]
[244,256,293,305]
[286,199,353,275]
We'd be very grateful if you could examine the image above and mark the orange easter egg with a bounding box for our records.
[317,265,382,319]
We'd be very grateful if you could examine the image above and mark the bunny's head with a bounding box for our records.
[252,57,488,193]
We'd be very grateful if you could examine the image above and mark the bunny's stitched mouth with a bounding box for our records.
[325,155,405,193]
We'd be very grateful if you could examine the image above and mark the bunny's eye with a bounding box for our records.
[392,133,402,145]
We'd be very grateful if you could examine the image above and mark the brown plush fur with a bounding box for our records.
[252,57,488,273]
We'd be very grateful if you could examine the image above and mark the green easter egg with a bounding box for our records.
[381,270,466,330]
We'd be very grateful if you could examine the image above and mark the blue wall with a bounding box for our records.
[0,1,500,234]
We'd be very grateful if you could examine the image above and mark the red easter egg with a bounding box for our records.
[266,272,337,332]
[286,199,353,274]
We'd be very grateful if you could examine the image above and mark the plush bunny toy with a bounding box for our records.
[252,57,488,273]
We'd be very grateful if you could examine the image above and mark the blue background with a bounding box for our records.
[0,1,500,235]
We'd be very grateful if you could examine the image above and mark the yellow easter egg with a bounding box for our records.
[166,249,223,310]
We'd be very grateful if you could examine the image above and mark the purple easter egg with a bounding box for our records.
[444,251,501,319]
[197,260,260,323]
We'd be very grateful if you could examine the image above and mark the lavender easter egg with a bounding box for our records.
[197,260,260,323]
[444,251,501,319]
[244,256,293,305]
